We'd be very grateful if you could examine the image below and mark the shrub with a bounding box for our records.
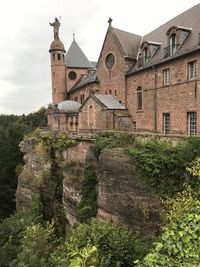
[93,131,135,159]
[11,222,56,267]
[0,195,43,267]
[66,219,153,267]
[125,137,200,197]
[135,157,200,267]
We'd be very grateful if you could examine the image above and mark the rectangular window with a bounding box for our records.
[58,54,61,60]
[163,68,170,85]
[163,113,170,134]
[188,60,197,80]
[188,112,197,135]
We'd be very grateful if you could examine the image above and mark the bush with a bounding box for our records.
[125,137,200,197]
[11,222,56,267]
[135,157,200,267]
[93,131,135,159]
[0,196,43,266]
[65,219,153,267]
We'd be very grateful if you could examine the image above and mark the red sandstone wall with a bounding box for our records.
[50,52,66,104]
[97,28,126,105]
[66,68,89,92]
[68,83,99,104]
[78,98,107,130]
[127,52,200,135]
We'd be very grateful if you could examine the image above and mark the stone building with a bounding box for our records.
[48,4,200,135]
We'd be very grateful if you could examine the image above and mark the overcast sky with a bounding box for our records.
[0,0,199,115]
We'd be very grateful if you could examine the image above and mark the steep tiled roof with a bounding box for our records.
[94,94,126,109]
[113,28,142,58]
[128,4,200,74]
[65,40,93,68]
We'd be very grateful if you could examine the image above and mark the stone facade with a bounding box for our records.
[48,4,200,136]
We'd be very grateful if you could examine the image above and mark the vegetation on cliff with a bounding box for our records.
[135,161,200,266]
[77,165,98,223]
[93,131,200,198]
[1,128,200,266]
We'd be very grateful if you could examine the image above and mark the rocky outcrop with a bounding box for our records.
[97,148,160,236]
[17,136,160,236]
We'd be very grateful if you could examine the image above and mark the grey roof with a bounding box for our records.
[91,61,97,68]
[65,40,93,68]
[113,28,142,58]
[129,4,200,74]
[58,100,81,113]
[69,71,98,93]
[94,94,126,109]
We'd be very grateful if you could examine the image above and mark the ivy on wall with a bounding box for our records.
[125,137,200,198]
[77,166,98,223]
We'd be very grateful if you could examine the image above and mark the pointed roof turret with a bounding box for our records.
[65,39,93,68]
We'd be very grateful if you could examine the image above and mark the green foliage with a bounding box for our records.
[92,131,136,159]
[135,187,200,267]
[77,166,98,223]
[135,157,200,266]
[11,222,56,267]
[0,108,47,219]
[65,219,153,267]
[0,196,43,267]
[26,130,77,162]
[68,245,97,267]
[125,137,200,197]
[52,131,77,151]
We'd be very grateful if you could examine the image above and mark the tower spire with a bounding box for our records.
[73,29,75,41]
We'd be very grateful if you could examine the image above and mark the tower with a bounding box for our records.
[49,18,66,104]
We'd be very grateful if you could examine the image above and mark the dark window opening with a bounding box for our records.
[105,53,115,69]
[68,71,77,80]
[169,33,177,55]
[137,86,143,110]
[58,54,61,60]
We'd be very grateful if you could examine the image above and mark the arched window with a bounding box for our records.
[109,89,112,95]
[137,86,143,110]
[169,33,176,55]
[114,90,117,96]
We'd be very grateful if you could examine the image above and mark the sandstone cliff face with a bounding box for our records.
[97,148,160,236]
[17,136,160,236]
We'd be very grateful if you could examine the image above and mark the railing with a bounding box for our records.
[163,44,180,58]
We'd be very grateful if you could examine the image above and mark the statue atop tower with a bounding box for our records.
[49,17,61,40]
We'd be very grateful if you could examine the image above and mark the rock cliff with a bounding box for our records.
[17,132,160,236]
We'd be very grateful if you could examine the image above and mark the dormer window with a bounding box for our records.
[169,33,177,56]
[164,25,191,58]
[138,41,160,68]
[142,47,148,65]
